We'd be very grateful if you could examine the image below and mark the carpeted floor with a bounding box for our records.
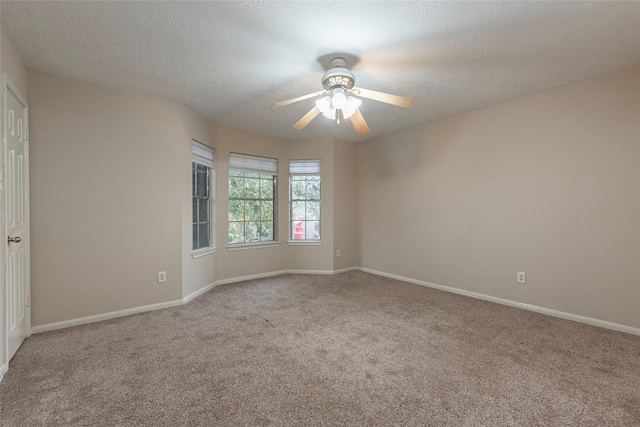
[1,271,639,426]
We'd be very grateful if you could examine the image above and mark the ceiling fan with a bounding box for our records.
[270,56,414,136]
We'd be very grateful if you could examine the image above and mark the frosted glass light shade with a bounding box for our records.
[332,92,348,109]
[315,96,336,119]
[341,96,361,119]
[316,91,362,121]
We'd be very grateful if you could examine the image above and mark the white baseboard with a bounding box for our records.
[217,267,359,283]
[186,268,356,302]
[31,269,358,335]
[216,270,289,286]
[30,299,184,334]
[288,269,336,275]
[284,267,359,275]
[36,266,631,339]
[359,267,640,337]
[0,363,6,383]
[182,281,219,304]
[332,267,359,274]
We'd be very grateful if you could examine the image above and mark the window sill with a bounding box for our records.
[227,241,281,251]
[287,240,322,246]
[192,247,217,258]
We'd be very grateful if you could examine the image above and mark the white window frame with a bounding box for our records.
[227,153,278,249]
[288,159,321,245]
[192,141,216,258]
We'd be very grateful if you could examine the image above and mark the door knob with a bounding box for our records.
[7,236,22,244]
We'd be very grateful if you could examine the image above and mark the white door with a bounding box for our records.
[4,78,30,361]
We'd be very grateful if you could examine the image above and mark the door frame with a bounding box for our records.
[0,73,31,382]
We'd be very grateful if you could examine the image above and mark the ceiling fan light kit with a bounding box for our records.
[329,88,348,109]
[315,87,362,121]
[271,55,414,136]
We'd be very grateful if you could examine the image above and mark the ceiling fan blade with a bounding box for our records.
[293,106,321,130]
[351,87,414,109]
[350,109,371,136]
[270,91,326,109]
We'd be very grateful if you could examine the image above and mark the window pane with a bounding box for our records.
[307,179,320,200]
[245,222,259,242]
[289,173,320,240]
[229,176,243,198]
[292,220,304,239]
[261,201,273,220]
[193,198,198,223]
[193,162,214,250]
[292,201,305,220]
[229,168,276,244]
[261,221,274,241]
[229,222,244,244]
[244,177,259,199]
[193,225,198,250]
[292,179,306,199]
[196,171,208,197]
[228,200,244,221]
[198,199,208,224]
[260,179,274,199]
[307,220,320,240]
[300,220,309,240]
[199,223,210,248]
[247,200,261,221]
[306,201,320,220]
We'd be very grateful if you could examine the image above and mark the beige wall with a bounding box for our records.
[19,48,639,331]
[210,134,352,277]
[202,132,349,278]
[333,140,357,271]
[180,105,216,299]
[25,69,358,326]
[212,125,290,281]
[357,66,640,329]
[286,139,335,272]
[28,71,186,325]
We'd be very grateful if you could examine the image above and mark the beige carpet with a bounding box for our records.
[1,271,639,426]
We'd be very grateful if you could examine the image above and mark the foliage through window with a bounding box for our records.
[192,141,214,251]
[192,162,212,250]
[290,160,321,240]
[228,154,277,244]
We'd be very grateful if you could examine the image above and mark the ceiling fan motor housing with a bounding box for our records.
[321,57,355,90]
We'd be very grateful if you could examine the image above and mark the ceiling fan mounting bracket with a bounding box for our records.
[329,57,347,68]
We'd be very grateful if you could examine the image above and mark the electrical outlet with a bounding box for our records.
[158,271,167,283]
[517,272,526,284]
[336,249,341,257]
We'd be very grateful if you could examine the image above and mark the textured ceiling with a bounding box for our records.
[2,1,639,141]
